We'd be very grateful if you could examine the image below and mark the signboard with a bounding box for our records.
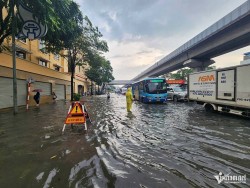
[189,71,216,101]
[150,79,164,83]
[70,102,84,115]
[65,116,85,124]
[167,79,185,84]
[64,102,86,124]
[18,1,47,39]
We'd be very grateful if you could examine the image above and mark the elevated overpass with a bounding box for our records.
[108,80,133,85]
[133,1,250,81]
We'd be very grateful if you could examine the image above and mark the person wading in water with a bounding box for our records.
[125,87,133,112]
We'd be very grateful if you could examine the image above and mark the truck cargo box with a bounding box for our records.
[188,64,250,116]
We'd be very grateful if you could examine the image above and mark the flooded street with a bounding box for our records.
[0,94,249,188]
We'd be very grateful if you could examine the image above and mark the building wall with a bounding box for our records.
[0,58,71,107]
[0,38,91,109]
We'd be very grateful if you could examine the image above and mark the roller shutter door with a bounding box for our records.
[55,84,65,100]
[33,82,51,96]
[66,85,71,95]
[0,78,27,109]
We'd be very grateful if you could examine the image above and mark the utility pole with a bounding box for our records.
[11,0,18,114]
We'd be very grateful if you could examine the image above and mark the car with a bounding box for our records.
[121,88,127,95]
[167,87,188,102]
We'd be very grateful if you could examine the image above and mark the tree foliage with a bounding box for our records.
[66,16,109,99]
[169,66,216,80]
[0,0,114,98]
[206,66,216,70]
[0,0,83,52]
[0,0,12,51]
[169,68,193,80]
[43,0,84,52]
[67,16,108,69]
[85,54,114,87]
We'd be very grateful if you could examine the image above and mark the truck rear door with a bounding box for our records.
[217,69,235,101]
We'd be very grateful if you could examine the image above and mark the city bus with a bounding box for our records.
[132,78,168,103]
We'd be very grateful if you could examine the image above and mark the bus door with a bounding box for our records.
[134,85,140,100]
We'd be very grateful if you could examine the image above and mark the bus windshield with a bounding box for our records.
[145,82,167,94]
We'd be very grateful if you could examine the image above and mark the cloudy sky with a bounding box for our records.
[75,0,250,80]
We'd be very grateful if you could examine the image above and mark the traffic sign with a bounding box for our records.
[18,1,47,39]
[64,102,86,124]
[69,102,84,115]
[65,116,85,124]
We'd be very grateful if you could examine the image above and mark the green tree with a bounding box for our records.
[1,0,112,100]
[169,68,193,80]
[67,16,109,100]
[169,66,216,81]
[0,0,83,52]
[85,54,114,94]
[206,66,216,70]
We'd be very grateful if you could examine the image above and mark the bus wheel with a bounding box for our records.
[173,96,178,102]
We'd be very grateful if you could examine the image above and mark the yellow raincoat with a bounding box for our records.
[126,88,133,112]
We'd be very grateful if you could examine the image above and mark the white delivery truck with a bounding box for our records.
[188,64,250,117]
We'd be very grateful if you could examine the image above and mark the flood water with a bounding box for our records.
[0,94,249,188]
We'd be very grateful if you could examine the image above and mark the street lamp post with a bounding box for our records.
[11,0,18,114]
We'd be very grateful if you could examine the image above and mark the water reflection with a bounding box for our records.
[0,94,249,187]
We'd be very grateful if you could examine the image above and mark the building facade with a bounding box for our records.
[0,37,91,109]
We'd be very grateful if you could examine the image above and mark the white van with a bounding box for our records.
[121,88,127,95]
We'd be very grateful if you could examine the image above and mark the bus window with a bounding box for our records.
[139,82,143,90]
[145,82,167,94]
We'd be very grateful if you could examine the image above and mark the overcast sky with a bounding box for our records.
[75,0,250,80]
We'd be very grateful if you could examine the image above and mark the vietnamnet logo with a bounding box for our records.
[198,75,215,82]
[214,172,246,184]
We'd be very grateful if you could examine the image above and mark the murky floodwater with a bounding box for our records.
[0,94,249,188]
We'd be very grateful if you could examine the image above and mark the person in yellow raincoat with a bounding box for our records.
[126,87,133,112]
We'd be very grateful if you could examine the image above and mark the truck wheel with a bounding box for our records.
[205,104,214,112]
[173,96,178,102]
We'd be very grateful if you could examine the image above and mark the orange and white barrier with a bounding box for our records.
[62,102,89,133]
[26,81,31,110]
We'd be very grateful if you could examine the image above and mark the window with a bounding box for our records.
[15,36,27,43]
[53,64,61,71]
[139,82,143,90]
[39,40,47,53]
[19,38,27,43]
[16,51,26,59]
[39,59,48,67]
[54,66,60,71]
[145,82,167,94]
[54,54,60,61]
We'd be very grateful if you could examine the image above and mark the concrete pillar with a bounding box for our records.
[183,59,215,72]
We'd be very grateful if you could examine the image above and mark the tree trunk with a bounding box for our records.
[71,71,74,101]
[69,52,75,101]
[91,81,93,95]
[101,83,105,94]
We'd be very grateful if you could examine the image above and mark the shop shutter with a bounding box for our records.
[17,79,27,106]
[55,84,65,100]
[33,82,51,96]
[0,78,27,108]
